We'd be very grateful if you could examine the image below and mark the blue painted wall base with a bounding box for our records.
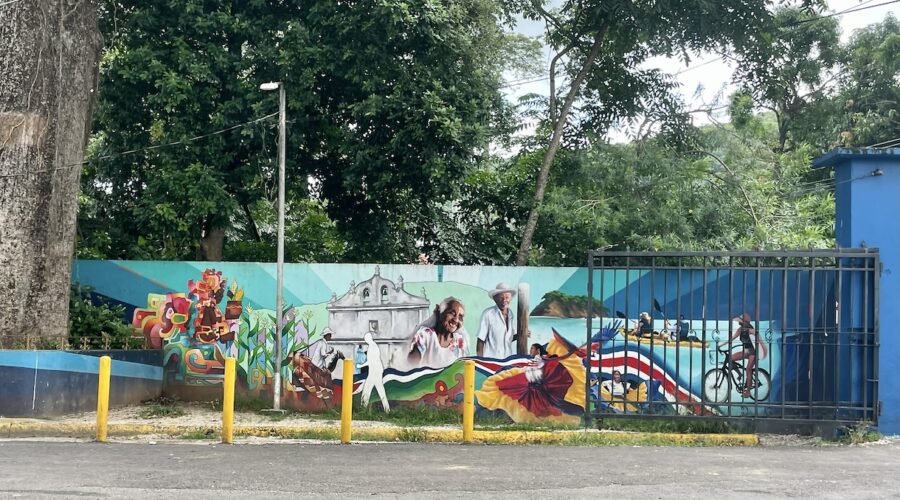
[0,350,163,417]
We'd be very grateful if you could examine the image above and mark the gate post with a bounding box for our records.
[813,148,900,434]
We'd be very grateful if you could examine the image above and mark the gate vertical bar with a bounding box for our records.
[676,262,682,413]
[585,251,594,427]
[728,257,734,416]
[795,260,802,405]
[808,256,816,419]
[650,256,657,415]
[872,252,880,423]
[624,255,631,416]
[862,254,870,419]
[599,252,606,418]
[766,260,775,414]
[702,258,708,407]
[835,258,843,418]
[754,256,762,416]
[781,255,788,420]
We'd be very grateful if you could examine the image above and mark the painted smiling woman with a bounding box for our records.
[408,297,470,369]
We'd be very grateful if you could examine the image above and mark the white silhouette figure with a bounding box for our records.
[356,331,390,413]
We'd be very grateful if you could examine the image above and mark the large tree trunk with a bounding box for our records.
[200,226,226,261]
[0,0,102,347]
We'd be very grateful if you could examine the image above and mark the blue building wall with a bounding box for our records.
[0,350,163,417]
[814,148,900,433]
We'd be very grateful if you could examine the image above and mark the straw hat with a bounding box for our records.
[488,282,517,298]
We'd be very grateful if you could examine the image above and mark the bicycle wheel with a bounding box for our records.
[702,368,731,403]
[747,369,771,401]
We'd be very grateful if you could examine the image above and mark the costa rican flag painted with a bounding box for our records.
[589,348,702,406]
[378,356,534,385]
[469,356,532,376]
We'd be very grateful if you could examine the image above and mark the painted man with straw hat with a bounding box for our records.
[476,283,518,359]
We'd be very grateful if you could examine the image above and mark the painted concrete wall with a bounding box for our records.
[814,148,900,433]
[0,350,163,417]
[68,259,852,424]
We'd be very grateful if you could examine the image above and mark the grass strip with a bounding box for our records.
[0,420,757,446]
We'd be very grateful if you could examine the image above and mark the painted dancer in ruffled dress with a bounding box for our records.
[476,330,585,425]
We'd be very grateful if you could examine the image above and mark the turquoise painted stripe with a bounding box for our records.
[0,351,162,381]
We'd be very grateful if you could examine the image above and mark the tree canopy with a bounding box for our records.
[75,2,900,268]
[80,0,536,263]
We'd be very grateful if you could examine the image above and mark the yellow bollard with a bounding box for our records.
[222,357,236,444]
[463,360,475,443]
[340,358,354,444]
[96,355,111,442]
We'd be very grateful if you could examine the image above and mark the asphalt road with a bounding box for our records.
[1,439,898,499]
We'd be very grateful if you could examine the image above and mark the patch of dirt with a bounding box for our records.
[49,402,403,429]
[757,434,824,447]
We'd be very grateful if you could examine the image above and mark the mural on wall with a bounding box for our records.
[74,260,795,421]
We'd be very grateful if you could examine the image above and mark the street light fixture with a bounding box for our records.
[260,81,285,411]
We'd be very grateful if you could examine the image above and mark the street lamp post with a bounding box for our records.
[260,81,285,411]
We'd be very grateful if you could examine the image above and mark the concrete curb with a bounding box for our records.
[0,419,758,446]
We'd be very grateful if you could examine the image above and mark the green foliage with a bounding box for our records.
[732,7,841,152]
[834,421,883,445]
[79,0,534,264]
[68,283,139,350]
[731,12,900,153]
[597,418,735,434]
[204,395,271,413]
[458,107,836,266]
[74,1,895,270]
[831,14,900,148]
[537,291,607,315]
[139,396,187,418]
[224,199,346,262]
[179,429,219,440]
[315,403,462,427]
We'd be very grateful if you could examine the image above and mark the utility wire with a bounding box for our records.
[499,0,889,88]
[84,112,279,165]
[868,136,900,148]
[784,0,900,27]
[789,170,883,197]
[0,113,278,179]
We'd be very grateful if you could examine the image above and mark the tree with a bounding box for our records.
[81,0,532,263]
[286,0,528,263]
[833,14,900,148]
[508,0,822,265]
[83,0,313,261]
[737,13,900,152]
[0,0,103,346]
[458,104,836,267]
[69,284,137,350]
[731,7,841,154]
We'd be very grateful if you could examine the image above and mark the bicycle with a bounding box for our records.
[702,344,771,403]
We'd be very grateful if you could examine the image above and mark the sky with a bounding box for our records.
[502,0,900,143]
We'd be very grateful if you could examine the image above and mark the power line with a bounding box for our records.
[784,0,900,27]
[673,58,723,76]
[0,0,22,7]
[0,112,278,179]
[869,136,900,148]
[789,170,883,197]
[658,0,887,80]
[500,75,557,89]
[84,112,278,165]
[501,0,893,89]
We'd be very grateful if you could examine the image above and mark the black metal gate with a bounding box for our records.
[585,250,879,425]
